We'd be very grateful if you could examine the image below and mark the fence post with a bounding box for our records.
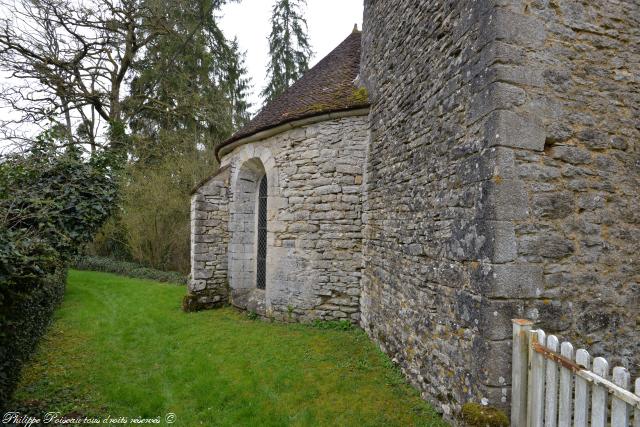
[574,349,591,427]
[512,319,534,427]
[527,329,546,427]
[558,341,575,427]
[634,378,640,427]
[591,357,609,427]
[544,335,559,427]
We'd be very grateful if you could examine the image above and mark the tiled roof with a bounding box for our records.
[215,30,368,158]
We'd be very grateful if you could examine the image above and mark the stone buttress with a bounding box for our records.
[360,0,639,420]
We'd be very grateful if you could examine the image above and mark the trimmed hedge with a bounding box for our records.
[0,134,118,409]
[0,269,66,410]
[74,256,187,285]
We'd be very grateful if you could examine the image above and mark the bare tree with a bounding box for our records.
[0,0,168,151]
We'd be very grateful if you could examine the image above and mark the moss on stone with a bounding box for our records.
[182,294,225,312]
[352,86,369,103]
[461,403,509,427]
[289,102,333,117]
[182,294,206,312]
[307,102,332,112]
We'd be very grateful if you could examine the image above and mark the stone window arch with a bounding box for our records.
[228,147,279,311]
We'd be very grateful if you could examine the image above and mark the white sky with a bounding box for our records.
[219,0,363,113]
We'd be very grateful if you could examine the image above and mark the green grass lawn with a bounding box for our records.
[11,270,448,426]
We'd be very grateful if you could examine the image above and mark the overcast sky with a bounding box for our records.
[0,1,363,152]
[219,0,363,114]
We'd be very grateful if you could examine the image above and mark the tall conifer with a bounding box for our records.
[126,0,252,163]
[262,0,313,104]
[223,38,252,130]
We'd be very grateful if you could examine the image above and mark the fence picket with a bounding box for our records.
[573,349,590,427]
[634,378,640,427]
[512,322,640,427]
[612,367,631,427]
[558,342,575,427]
[527,330,546,427]
[591,357,609,427]
[545,335,559,427]
[513,320,534,427]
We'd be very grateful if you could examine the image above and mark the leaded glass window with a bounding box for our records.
[256,175,267,290]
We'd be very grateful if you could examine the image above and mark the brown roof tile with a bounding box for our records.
[215,31,368,158]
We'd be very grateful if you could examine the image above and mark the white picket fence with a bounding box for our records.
[511,319,640,427]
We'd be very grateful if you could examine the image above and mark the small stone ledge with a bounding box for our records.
[190,165,230,195]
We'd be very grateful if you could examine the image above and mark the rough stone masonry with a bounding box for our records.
[360,0,639,418]
[188,114,369,321]
[188,1,639,422]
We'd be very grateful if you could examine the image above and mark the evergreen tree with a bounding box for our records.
[223,38,253,130]
[125,0,251,164]
[261,0,313,104]
[96,0,255,272]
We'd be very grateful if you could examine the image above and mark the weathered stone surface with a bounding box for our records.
[510,0,640,384]
[531,191,574,219]
[472,263,543,298]
[187,167,231,309]
[359,0,527,416]
[189,0,640,422]
[359,0,639,420]
[548,146,592,165]
[197,116,368,322]
[479,179,529,221]
[485,110,545,151]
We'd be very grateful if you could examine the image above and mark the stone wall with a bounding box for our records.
[188,0,638,420]
[187,166,231,309]
[360,0,519,415]
[360,0,639,420]
[220,115,369,322]
[510,0,640,373]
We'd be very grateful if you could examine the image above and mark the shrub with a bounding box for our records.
[119,160,191,274]
[0,269,66,410]
[0,133,118,408]
[86,214,132,262]
[88,150,219,275]
[0,138,118,262]
[74,256,187,285]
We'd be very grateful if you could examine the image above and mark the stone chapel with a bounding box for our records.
[188,30,368,321]
[187,0,639,419]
